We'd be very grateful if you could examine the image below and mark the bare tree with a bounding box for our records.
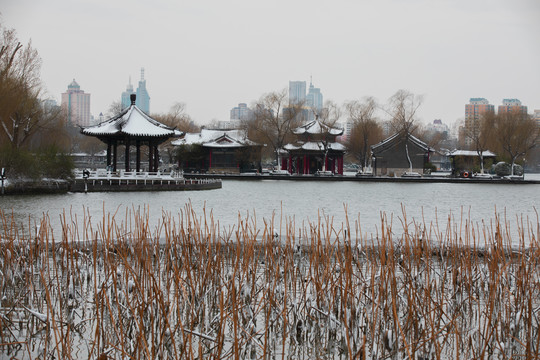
[490,110,539,176]
[385,89,423,173]
[463,110,495,174]
[344,97,383,172]
[106,101,124,118]
[153,102,199,133]
[248,89,304,167]
[0,24,59,149]
[313,100,342,172]
[153,102,199,165]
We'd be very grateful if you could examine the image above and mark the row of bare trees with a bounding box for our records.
[463,110,539,175]
[243,89,424,172]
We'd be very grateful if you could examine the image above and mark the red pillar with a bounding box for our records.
[325,156,328,172]
[209,149,212,169]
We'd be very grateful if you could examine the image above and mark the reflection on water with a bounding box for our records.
[1,179,539,244]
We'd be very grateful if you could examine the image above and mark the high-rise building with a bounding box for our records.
[306,79,323,121]
[462,98,495,147]
[61,79,91,126]
[498,98,527,115]
[289,81,306,105]
[534,109,540,125]
[121,77,135,110]
[136,68,150,114]
[230,103,253,121]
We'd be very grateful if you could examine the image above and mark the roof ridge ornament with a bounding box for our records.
[130,94,136,106]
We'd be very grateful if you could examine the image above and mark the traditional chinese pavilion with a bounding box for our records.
[281,119,346,175]
[80,94,178,172]
[172,129,262,173]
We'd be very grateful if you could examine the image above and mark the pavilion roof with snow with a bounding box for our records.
[447,150,496,157]
[81,102,177,140]
[292,119,344,136]
[171,129,258,148]
[81,94,180,172]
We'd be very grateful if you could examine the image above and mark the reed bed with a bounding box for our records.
[0,204,539,359]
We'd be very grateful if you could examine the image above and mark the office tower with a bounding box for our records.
[61,79,91,126]
[136,68,150,114]
[289,81,306,105]
[121,77,135,110]
[306,80,323,121]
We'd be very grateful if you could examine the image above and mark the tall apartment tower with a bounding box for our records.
[61,79,91,126]
[306,79,323,121]
[498,98,527,115]
[136,68,150,114]
[121,77,135,110]
[289,81,306,105]
[463,98,494,147]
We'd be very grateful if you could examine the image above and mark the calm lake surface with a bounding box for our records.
[2,175,539,244]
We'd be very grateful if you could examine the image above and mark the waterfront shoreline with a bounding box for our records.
[184,172,540,184]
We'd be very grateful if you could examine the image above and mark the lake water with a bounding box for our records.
[1,175,539,244]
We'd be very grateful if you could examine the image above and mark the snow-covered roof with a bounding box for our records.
[81,105,176,138]
[448,150,496,157]
[371,131,433,153]
[283,141,346,152]
[171,129,259,148]
[293,120,343,136]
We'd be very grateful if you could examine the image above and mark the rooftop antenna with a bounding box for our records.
[141,67,145,81]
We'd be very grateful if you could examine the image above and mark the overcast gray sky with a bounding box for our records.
[3,0,540,127]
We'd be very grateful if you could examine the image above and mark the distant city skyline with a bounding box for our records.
[4,0,539,126]
[120,68,151,114]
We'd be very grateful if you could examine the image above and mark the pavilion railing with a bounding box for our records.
[74,169,185,179]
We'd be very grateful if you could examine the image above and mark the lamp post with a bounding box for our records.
[1,168,5,195]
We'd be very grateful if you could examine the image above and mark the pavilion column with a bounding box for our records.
[303,155,307,174]
[113,141,118,172]
[136,140,141,173]
[288,155,292,173]
[209,149,212,170]
[148,143,154,172]
[153,144,159,172]
[106,141,112,168]
[124,138,130,172]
